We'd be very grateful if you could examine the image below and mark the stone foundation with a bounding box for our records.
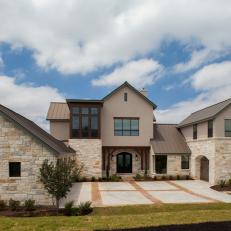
[0,113,56,205]
[68,139,102,177]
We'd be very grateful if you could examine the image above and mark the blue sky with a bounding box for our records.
[0,1,231,129]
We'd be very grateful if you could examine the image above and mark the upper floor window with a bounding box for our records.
[124,92,128,102]
[225,119,231,137]
[114,118,139,136]
[208,120,213,138]
[181,155,190,170]
[71,106,99,138]
[9,162,21,177]
[193,124,197,140]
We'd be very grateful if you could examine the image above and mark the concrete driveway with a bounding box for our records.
[60,180,231,207]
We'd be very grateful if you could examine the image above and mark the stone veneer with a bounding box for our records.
[150,146,190,176]
[68,139,102,177]
[0,113,56,205]
[187,138,231,184]
[109,149,142,176]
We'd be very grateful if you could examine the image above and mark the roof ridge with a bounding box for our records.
[191,98,231,115]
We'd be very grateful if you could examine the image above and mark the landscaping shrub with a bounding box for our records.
[228,178,231,186]
[64,201,75,216]
[219,180,226,188]
[186,175,190,180]
[9,199,20,211]
[134,173,142,180]
[78,201,93,215]
[110,174,121,182]
[161,175,166,180]
[176,175,180,180]
[91,176,96,182]
[169,175,173,180]
[0,200,7,211]
[153,176,157,181]
[24,199,35,211]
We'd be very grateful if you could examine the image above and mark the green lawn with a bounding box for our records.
[0,203,231,231]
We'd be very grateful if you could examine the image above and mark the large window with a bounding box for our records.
[9,162,21,177]
[208,120,213,138]
[181,155,190,170]
[225,119,231,137]
[114,118,139,136]
[193,124,197,140]
[71,106,99,138]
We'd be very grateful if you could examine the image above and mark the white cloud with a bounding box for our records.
[156,61,231,123]
[91,59,163,88]
[191,61,231,90]
[0,53,4,70]
[0,0,231,74]
[0,75,64,129]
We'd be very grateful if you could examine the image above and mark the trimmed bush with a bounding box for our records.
[228,178,231,186]
[24,199,35,211]
[9,199,20,211]
[176,175,180,180]
[78,201,93,215]
[134,173,142,180]
[91,176,96,182]
[0,200,7,211]
[64,201,75,216]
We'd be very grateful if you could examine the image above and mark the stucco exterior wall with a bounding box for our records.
[109,149,142,176]
[0,113,56,205]
[68,139,102,177]
[50,121,70,141]
[101,86,154,146]
[214,105,231,137]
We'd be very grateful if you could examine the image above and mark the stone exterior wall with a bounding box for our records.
[109,149,142,176]
[68,139,102,177]
[187,138,231,184]
[0,113,56,205]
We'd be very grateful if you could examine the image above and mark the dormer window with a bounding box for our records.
[124,92,128,102]
[71,106,100,138]
[193,124,197,140]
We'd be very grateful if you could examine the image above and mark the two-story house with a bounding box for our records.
[47,82,191,179]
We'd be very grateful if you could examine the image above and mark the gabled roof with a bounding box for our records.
[151,124,191,154]
[0,104,75,155]
[178,98,231,128]
[103,81,157,109]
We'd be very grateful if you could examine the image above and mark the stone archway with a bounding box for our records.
[195,156,209,182]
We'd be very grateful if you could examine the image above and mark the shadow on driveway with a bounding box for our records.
[96,221,231,231]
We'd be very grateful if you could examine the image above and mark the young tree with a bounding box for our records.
[39,158,82,212]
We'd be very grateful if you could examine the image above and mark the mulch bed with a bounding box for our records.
[0,207,65,217]
[211,185,231,192]
[97,221,231,231]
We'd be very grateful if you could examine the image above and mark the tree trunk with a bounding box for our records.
[56,198,59,215]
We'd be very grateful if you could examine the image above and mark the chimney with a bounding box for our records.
[140,88,148,97]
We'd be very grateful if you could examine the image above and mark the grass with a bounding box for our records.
[0,203,231,230]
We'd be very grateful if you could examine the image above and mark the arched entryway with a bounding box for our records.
[196,156,209,182]
[117,152,132,173]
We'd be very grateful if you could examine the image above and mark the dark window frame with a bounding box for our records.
[70,104,101,139]
[114,117,139,136]
[181,155,190,170]
[193,124,197,140]
[9,162,21,177]
[225,119,231,137]
[208,120,213,138]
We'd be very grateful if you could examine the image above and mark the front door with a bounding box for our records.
[117,152,132,173]
[155,155,167,174]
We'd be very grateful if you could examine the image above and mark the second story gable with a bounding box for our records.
[178,98,231,141]
[47,82,156,145]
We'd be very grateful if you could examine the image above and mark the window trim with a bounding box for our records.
[124,92,128,102]
[225,119,231,137]
[9,162,21,177]
[193,124,197,140]
[114,117,139,136]
[181,155,190,170]
[208,120,213,138]
[70,104,101,139]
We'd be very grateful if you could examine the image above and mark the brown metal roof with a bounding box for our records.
[47,102,70,120]
[151,124,191,154]
[178,98,231,128]
[0,104,75,155]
